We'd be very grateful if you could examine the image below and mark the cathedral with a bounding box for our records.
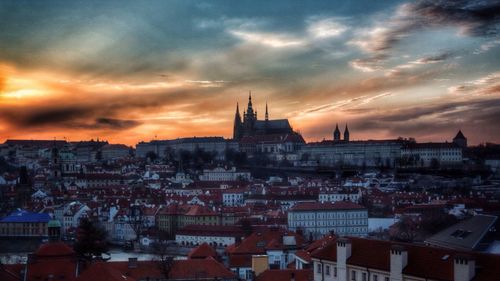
[233,93,294,140]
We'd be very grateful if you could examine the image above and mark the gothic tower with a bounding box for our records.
[334,124,341,141]
[344,124,350,141]
[244,92,257,131]
[233,102,242,140]
[453,130,467,149]
[265,102,269,121]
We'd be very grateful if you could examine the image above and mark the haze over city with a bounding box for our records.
[0,0,499,145]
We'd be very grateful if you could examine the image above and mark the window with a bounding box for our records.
[351,270,356,280]
[316,263,322,274]
[326,265,330,276]
[373,275,378,281]
[334,267,337,277]
[384,278,389,281]
[362,272,367,281]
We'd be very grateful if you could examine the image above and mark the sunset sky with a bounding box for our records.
[0,0,499,146]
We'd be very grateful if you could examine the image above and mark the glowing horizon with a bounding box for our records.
[0,1,499,146]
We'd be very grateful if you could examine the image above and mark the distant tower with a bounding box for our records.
[50,143,62,178]
[244,91,257,131]
[233,103,242,140]
[333,124,341,141]
[265,102,269,121]
[48,219,62,242]
[453,130,467,148]
[344,124,350,141]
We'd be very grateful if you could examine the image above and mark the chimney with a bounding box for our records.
[252,255,269,277]
[336,238,351,281]
[454,255,475,281]
[390,245,407,281]
[128,257,138,269]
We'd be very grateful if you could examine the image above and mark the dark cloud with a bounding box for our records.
[411,0,500,37]
[357,98,500,140]
[86,118,141,130]
[351,0,500,69]
[411,52,452,64]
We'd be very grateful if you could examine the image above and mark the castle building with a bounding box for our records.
[233,93,294,140]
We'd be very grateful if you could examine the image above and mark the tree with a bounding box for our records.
[390,216,418,242]
[430,158,440,170]
[151,231,175,279]
[128,205,144,246]
[74,218,108,261]
[146,151,158,162]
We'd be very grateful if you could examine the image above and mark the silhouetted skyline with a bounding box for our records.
[0,0,499,145]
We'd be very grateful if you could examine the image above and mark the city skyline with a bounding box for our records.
[0,0,499,145]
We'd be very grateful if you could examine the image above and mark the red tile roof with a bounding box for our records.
[169,257,236,280]
[229,228,305,255]
[35,242,75,257]
[0,264,22,281]
[75,262,136,281]
[188,243,218,259]
[256,269,313,281]
[311,237,500,281]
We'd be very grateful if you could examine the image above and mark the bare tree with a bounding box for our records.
[128,205,144,249]
[151,231,175,279]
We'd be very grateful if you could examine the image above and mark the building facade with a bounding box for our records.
[302,140,404,168]
[312,237,499,281]
[288,201,368,239]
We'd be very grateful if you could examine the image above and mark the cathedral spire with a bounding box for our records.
[235,103,241,121]
[265,102,269,121]
[334,123,341,141]
[344,124,350,141]
[233,103,242,140]
[247,91,253,112]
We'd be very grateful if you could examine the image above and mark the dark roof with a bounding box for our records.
[403,142,461,149]
[425,215,498,251]
[290,201,366,212]
[454,130,466,140]
[254,119,291,130]
[35,242,75,257]
[4,139,66,147]
[239,133,305,144]
[256,269,313,281]
[169,257,236,280]
[0,210,51,223]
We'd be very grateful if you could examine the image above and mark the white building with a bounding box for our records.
[401,142,463,167]
[60,202,90,234]
[319,188,362,203]
[301,140,404,168]
[101,144,130,160]
[199,167,251,181]
[222,189,246,206]
[288,201,368,239]
[175,225,244,248]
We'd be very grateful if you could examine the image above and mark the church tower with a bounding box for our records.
[244,92,257,131]
[334,124,341,141]
[453,130,467,149]
[265,102,269,121]
[344,124,350,141]
[233,103,242,140]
